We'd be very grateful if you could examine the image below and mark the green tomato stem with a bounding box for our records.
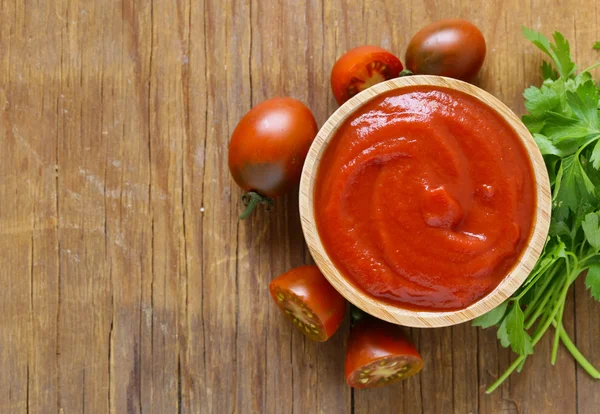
[239,192,273,220]
[551,320,600,379]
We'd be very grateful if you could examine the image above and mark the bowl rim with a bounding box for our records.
[299,75,552,328]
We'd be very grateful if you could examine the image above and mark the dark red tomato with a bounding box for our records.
[228,97,318,219]
[269,266,346,342]
[405,19,486,81]
[345,318,423,388]
[331,46,403,105]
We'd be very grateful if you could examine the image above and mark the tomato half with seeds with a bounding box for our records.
[405,19,486,81]
[269,265,346,341]
[331,46,404,105]
[345,318,423,388]
[228,97,318,219]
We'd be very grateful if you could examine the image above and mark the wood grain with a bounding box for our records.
[0,1,598,413]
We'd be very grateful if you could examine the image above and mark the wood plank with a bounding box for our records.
[145,0,190,411]
[201,0,249,411]
[573,2,600,413]
[104,1,153,413]
[23,2,63,412]
[0,2,57,413]
[53,0,113,411]
[180,0,208,412]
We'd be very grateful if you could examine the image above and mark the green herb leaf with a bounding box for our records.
[585,264,600,301]
[523,28,575,79]
[484,29,600,393]
[542,60,559,80]
[551,32,576,79]
[504,304,534,356]
[473,301,508,328]
[594,42,600,51]
[524,85,560,117]
[554,155,596,220]
[497,317,511,348]
[582,213,600,249]
[590,140,600,169]
[534,133,563,156]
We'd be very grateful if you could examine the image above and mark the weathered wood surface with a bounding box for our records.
[0,1,597,413]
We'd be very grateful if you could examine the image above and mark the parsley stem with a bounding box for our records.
[487,268,573,394]
[581,62,600,73]
[516,258,557,300]
[551,320,600,379]
[486,355,524,393]
[524,265,563,329]
[551,304,566,365]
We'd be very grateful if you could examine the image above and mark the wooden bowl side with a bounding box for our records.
[299,75,551,328]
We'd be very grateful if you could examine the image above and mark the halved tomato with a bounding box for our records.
[331,46,403,105]
[269,265,346,341]
[345,318,423,388]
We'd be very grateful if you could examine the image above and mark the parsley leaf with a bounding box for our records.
[585,264,600,301]
[582,212,600,249]
[591,140,600,169]
[473,301,508,328]
[553,155,596,220]
[594,42,600,51]
[476,29,600,393]
[524,85,560,116]
[523,27,575,78]
[503,304,533,356]
[542,60,559,80]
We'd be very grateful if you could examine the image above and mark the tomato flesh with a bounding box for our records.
[346,60,393,97]
[347,355,422,388]
[331,46,403,105]
[345,318,423,388]
[270,285,326,341]
[269,266,346,342]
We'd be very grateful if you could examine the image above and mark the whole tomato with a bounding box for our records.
[228,97,318,219]
[405,19,486,81]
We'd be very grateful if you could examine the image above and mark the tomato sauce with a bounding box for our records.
[314,86,536,311]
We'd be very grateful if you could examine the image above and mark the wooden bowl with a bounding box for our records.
[299,75,551,328]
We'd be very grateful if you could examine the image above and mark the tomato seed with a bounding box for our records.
[277,293,285,301]
[285,310,292,315]
[359,378,369,384]
[389,361,397,367]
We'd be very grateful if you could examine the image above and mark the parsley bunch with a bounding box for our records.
[473,27,600,393]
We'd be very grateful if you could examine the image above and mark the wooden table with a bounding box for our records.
[1,1,598,413]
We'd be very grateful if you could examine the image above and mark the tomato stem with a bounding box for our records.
[350,305,366,326]
[240,191,273,220]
